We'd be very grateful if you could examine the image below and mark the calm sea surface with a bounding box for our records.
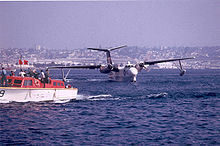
[0,69,220,145]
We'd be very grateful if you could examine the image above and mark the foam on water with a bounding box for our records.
[53,99,71,103]
[87,79,108,82]
[0,100,10,104]
[146,92,168,98]
[76,94,113,101]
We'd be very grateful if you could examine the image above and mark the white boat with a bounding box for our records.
[0,76,78,103]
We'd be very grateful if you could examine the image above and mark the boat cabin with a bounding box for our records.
[0,76,65,88]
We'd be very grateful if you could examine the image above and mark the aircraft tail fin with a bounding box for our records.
[87,45,127,65]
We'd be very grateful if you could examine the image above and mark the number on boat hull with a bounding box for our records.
[0,90,5,97]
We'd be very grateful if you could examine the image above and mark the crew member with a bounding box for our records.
[40,70,46,87]
[1,68,7,87]
[24,70,28,77]
[33,69,39,79]
[28,68,34,77]
[19,69,26,77]
[10,71,15,76]
[45,69,50,83]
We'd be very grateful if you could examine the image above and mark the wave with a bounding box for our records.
[76,94,114,101]
[53,99,71,103]
[193,92,218,98]
[76,92,169,101]
[89,94,112,98]
[87,79,107,82]
[146,92,168,98]
[0,100,10,104]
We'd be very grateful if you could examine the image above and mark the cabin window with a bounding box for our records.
[57,82,60,86]
[13,84,21,87]
[24,80,33,86]
[61,83,64,86]
[8,79,12,83]
[53,82,56,86]
[14,80,22,84]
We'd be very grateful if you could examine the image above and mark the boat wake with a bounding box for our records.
[76,92,169,101]
[146,92,168,98]
[53,99,71,103]
[76,94,114,101]
[0,100,10,104]
[0,99,73,104]
[87,79,108,82]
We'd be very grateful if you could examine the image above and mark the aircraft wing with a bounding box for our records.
[144,57,195,65]
[48,65,101,69]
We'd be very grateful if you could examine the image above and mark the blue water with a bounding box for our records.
[0,69,220,145]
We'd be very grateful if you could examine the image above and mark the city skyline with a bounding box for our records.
[0,0,220,49]
[1,46,219,69]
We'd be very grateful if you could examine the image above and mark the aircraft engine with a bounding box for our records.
[99,65,119,73]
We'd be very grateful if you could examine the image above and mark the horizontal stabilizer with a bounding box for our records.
[144,57,195,65]
[87,48,109,52]
[87,45,127,52]
[109,45,127,51]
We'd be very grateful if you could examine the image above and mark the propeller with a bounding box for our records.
[139,62,150,72]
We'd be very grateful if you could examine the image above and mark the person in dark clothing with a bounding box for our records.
[24,70,28,77]
[10,71,15,76]
[45,69,50,83]
[1,68,7,87]
[28,68,34,77]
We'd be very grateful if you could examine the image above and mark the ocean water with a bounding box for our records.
[0,69,220,145]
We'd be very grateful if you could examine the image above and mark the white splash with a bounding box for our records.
[87,79,107,82]
[147,92,168,98]
[53,99,71,103]
[76,94,112,101]
[0,100,10,103]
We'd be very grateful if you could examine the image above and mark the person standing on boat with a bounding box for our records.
[24,70,28,77]
[10,71,15,76]
[33,69,39,79]
[19,69,26,77]
[45,69,50,83]
[1,68,7,87]
[40,70,46,87]
[28,68,34,77]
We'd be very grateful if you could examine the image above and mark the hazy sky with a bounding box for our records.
[0,0,220,49]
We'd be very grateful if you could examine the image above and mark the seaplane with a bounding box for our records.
[48,45,195,82]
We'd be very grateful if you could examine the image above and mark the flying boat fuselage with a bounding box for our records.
[108,65,139,82]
